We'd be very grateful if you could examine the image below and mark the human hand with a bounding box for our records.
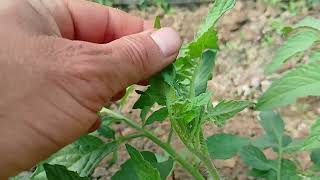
[0,0,181,178]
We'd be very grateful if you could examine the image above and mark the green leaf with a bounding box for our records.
[97,124,115,139]
[252,134,292,150]
[286,119,320,152]
[311,149,320,167]
[154,16,161,29]
[207,134,250,159]
[196,0,236,37]
[247,160,299,180]
[126,145,161,180]
[31,135,116,179]
[133,77,168,109]
[112,151,173,180]
[280,159,299,180]
[259,111,284,144]
[207,100,252,126]
[171,92,212,124]
[177,0,236,61]
[140,106,151,123]
[194,50,217,96]
[239,145,274,171]
[112,145,163,180]
[43,164,89,180]
[252,134,275,149]
[266,30,319,73]
[257,63,320,110]
[310,51,320,63]
[145,107,168,125]
[247,169,277,180]
[294,16,320,31]
[294,119,320,152]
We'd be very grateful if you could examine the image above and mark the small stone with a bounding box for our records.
[92,167,107,178]
[261,80,271,92]
[250,77,260,89]
[263,148,277,160]
[214,159,236,168]
[297,123,309,138]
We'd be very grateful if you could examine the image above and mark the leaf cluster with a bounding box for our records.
[207,111,320,179]
[257,16,320,110]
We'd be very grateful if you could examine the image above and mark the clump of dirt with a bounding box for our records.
[94,1,320,180]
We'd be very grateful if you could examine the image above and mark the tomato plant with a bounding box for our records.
[11,1,320,180]
[208,111,320,179]
[11,0,259,180]
[210,16,320,180]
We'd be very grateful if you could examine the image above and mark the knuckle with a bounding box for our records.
[120,36,150,74]
[46,40,112,101]
[49,41,108,79]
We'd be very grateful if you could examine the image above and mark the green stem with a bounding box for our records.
[197,153,221,180]
[188,60,200,98]
[277,138,283,180]
[277,150,283,180]
[167,128,174,145]
[117,133,145,144]
[177,132,220,180]
[101,108,205,180]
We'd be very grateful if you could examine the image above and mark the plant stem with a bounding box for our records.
[197,153,221,180]
[117,133,145,144]
[178,134,221,180]
[277,150,283,180]
[101,108,205,180]
[167,128,174,145]
[277,137,283,180]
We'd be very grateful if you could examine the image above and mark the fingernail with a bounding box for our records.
[151,27,181,57]
[88,120,101,133]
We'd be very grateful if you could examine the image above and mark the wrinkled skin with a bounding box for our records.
[0,0,181,178]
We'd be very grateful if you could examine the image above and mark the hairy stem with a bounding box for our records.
[197,152,221,180]
[117,133,145,144]
[167,128,174,145]
[277,138,283,180]
[176,131,221,180]
[101,108,205,180]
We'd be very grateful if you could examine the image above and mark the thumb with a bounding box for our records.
[103,27,181,95]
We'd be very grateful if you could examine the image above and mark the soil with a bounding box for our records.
[91,1,320,180]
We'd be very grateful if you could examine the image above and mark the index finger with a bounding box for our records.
[52,0,152,43]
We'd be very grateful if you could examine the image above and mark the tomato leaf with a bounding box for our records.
[247,169,277,180]
[112,145,164,180]
[285,119,320,152]
[43,164,89,180]
[98,123,115,139]
[196,0,236,37]
[207,134,250,159]
[239,145,275,171]
[193,50,217,96]
[309,51,320,63]
[31,135,116,179]
[266,31,319,74]
[257,63,320,110]
[294,16,320,31]
[259,111,284,144]
[145,107,168,125]
[311,149,320,167]
[207,100,252,126]
[154,16,161,29]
